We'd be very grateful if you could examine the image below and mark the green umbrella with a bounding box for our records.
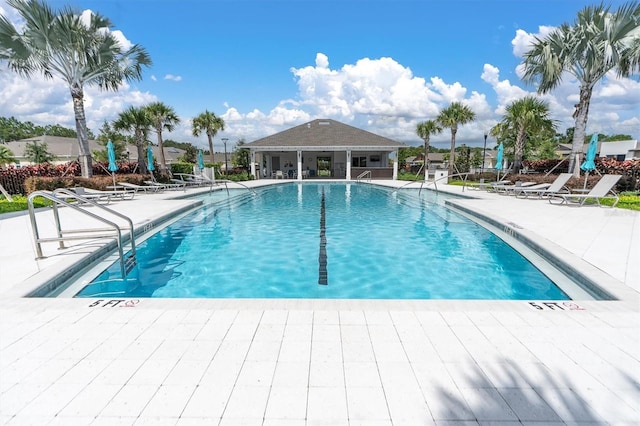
[147,146,155,172]
[580,134,598,188]
[107,140,118,186]
[197,150,204,170]
[494,143,504,181]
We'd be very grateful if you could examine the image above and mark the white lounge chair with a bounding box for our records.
[515,173,573,199]
[549,174,622,207]
[491,181,538,195]
[117,182,163,193]
[144,180,185,190]
[69,187,135,203]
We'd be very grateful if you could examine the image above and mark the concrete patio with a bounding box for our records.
[0,180,638,425]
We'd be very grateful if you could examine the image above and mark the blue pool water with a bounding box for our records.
[75,182,569,300]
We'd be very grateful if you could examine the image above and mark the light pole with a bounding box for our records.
[481,133,487,175]
[221,138,229,176]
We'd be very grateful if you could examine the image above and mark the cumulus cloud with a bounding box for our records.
[511,26,555,57]
[0,7,637,151]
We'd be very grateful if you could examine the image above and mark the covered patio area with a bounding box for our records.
[244,119,407,180]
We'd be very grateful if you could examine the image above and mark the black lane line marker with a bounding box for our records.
[318,187,328,285]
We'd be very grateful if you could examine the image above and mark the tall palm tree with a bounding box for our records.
[437,102,476,179]
[192,110,225,164]
[0,0,151,178]
[144,102,180,173]
[113,106,153,174]
[520,1,640,176]
[415,120,442,180]
[493,96,556,172]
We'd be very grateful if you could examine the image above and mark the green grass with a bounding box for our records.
[599,192,640,210]
[0,195,52,214]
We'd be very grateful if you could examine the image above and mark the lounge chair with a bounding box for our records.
[515,173,573,199]
[174,173,212,186]
[491,181,538,195]
[144,180,185,190]
[549,174,622,207]
[67,187,134,203]
[117,182,163,193]
[276,170,285,179]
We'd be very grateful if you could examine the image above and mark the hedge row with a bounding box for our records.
[0,161,200,195]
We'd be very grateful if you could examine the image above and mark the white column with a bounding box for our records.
[297,150,303,181]
[392,150,398,180]
[346,150,352,180]
[250,151,257,179]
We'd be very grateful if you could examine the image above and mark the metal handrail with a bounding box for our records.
[28,190,136,278]
[393,172,471,195]
[216,179,257,195]
[356,170,372,181]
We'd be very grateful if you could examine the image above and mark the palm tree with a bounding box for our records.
[0,0,151,178]
[192,110,225,164]
[492,96,556,172]
[520,1,640,176]
[144,102,180,173]
[113,106,153,174]
[437,102,476,179]
[0,145,15,167]
[415,120,442,180]
[24,141,54,164]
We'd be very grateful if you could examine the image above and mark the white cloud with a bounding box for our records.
[164,74,182,82]
[511,26,555,57]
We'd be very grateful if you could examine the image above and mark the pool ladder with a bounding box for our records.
[28,189,137,279]
[356,170,372,182]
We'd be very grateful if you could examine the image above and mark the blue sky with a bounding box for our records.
[0,0,638,150]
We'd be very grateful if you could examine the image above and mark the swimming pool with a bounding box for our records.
[68,182,569,300]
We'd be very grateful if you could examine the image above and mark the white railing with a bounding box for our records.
[356,170,372,181]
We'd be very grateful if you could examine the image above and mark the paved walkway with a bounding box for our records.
[1,180,638,425]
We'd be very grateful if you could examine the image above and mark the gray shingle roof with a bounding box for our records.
[5,136,186,164]
[245,119,407,150]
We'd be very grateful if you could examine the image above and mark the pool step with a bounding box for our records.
[124,253,137,275]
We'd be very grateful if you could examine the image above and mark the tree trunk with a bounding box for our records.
[448,127,457,182]
[514,126,527,172]
[207,133,215,164]
[569,84,593,177]
[71,86,92,178]
[136,131,147,175]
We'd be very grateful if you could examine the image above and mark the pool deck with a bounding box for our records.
[1,179,638,425]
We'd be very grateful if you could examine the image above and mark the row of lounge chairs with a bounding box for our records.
[480,173,621,207]
[64,174,215,205]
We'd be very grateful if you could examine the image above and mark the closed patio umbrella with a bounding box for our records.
[495,143,504,181]
[147,146,155,172]
[107,140,118,187]
[197,150,205,171]
[580,134,598,189]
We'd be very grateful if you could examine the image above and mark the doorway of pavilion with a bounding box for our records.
[317,156,332,177]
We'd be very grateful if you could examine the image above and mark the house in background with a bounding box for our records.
[245,119,407,180]
[4,136,187,167]
[599,140,639,161]
[556,139,639,162]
